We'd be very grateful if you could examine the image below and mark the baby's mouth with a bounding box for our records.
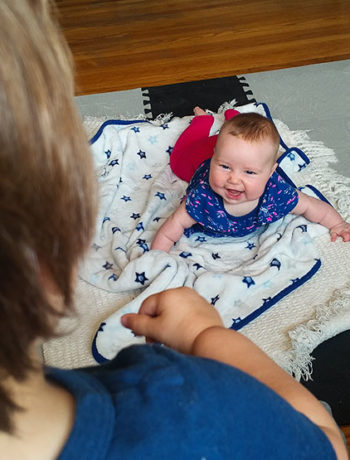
[225,188,243,199]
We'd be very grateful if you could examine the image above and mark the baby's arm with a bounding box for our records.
[151,200,196,252]
[291,191,350,241]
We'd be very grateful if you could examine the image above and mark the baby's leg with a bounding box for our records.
[193,106,208,116]
[224,108,240,120]
[170,111,216,182]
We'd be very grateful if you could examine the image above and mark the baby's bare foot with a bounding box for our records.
[193,106,208,116]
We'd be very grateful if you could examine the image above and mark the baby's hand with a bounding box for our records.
[330,221,350,242]
[121,287,224,354]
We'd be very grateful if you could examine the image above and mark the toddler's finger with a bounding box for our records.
[138,293,159,317]
[121,313,163,343]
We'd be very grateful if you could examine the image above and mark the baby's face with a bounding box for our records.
[209,132,277,207]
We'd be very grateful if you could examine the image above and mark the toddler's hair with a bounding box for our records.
[220,112,280,159]
[0,0,97,433]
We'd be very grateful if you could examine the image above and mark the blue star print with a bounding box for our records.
[109,159,119,166]
[114,247,126,252]
[130,213,140,220]
[246,242,256,250]
[136,239,149,252]
[155,192,166,200]
[148,136,158,144]
[195,236,206,242]
[212,253,221,260]
[102,217,110,223]
[103,261,113,270]
[161,124,169,130]
[131,126,140,133]
[121,195,131,202]
[153,217,161,222]
[108,273,117,281]
[179,251,192,258]
[211,295,220,305]
[112,226,121,233]
[297,224,308,232]
[137,150,146,159]
[287,151,295,161]
[270,258,281,270]
[136,222,144,231]
[166,146,173,155]
[104,149,111,159]
[143,174,152,180]
[193,263,203,270]
[231,317,242,325]
[298,163,307,172]
[242,276,255,288]
[135,272,148,285]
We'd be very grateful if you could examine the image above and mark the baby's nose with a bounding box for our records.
[228,171,241,184]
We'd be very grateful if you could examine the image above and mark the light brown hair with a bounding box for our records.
[219,112,280,160]
[0,0,97,432]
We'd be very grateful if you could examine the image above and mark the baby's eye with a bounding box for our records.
[220,164,230,170]
[245,170,256,175]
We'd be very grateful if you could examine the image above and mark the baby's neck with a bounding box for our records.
[223,198,259,217]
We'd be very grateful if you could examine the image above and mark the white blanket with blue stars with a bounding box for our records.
[79,103,328,363]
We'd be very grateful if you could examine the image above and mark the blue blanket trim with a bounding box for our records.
[230,258,322,331]
[276,165,297,189]
[278,147,310,166]
[90,119,150,145]
[256,102,287,149]
[256,102,308,158]
[303,184,332,205]
[92,324,110,364]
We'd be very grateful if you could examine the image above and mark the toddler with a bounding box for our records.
[151,108,350,252]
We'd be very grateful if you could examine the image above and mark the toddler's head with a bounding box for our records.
[209,113,280,208]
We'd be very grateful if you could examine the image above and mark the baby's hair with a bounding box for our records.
[220,112,280,160]
[0,0,97,433]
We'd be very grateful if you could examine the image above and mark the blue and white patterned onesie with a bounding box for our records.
[184,159,299,238]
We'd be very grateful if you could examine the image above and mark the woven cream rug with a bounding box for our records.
[43,111,350,381]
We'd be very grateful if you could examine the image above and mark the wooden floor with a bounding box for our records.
[56,0,350,451]
[56,0,350,96]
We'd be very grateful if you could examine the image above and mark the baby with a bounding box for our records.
[151,108,350,252]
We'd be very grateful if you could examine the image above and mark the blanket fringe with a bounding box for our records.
[280,122,350,220]
[280,284,350,381]
[83,112,173,140]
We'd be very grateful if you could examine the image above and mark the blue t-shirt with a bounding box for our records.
[185,159,299,238]
[47,344,335,459]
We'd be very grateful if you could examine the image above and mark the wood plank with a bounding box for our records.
[340,425,350,453]
[55,0,350,95]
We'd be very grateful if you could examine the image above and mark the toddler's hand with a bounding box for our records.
[121,287,224,354]
[330,221,350,242]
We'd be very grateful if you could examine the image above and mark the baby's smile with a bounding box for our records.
[224,187,244,200]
